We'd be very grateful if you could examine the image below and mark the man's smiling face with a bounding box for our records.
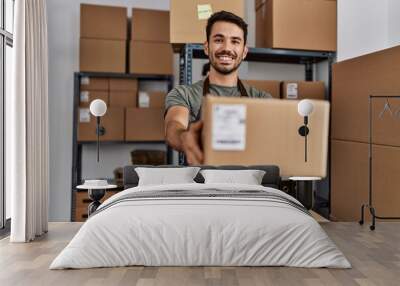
[204,21,248,75]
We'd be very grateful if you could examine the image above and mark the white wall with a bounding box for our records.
[47,0,307,221]
[337,0,387,62]
[337,0,400,62]
[388,1,400,47]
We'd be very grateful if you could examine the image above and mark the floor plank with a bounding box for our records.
[0,222,399,286]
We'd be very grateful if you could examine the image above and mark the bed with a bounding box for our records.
[50,165,350,269]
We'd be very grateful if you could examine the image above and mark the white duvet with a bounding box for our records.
[50,183,351,269]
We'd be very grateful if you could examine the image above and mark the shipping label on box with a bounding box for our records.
[212,104,246,150]
[286,83,298,99]
[80,91,90,103]
[81,76,90,85]
[79,108,91,123]
[138,91,150,108]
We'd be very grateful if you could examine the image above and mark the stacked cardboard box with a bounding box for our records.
[78,106,125,141]
[126,8,170,140]
[256,0,336,51]
[137,91,166,108]
[331,45,400,221]
[281,81,326,100]
[80,4,127,73]
[78,77,125,141]
[77,77,165,142]
[243,80,326,100]
[130,8,173,75]
[109,78,138,108]
[125,107,165,141]
[170,0,245,44]
[125,90,165,141]
[243,80,280,99]
[79,77,109,107]
[131,150,167,165]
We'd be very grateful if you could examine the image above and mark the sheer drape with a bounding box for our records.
[10,0,49,242]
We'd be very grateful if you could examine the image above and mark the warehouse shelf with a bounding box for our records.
[78,140,166,145]
[71,71,174,221]
[76,71,173,81]
[177,44,335,86]
[178,44,333,63]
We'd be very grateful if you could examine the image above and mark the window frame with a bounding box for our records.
[0,0,14,233]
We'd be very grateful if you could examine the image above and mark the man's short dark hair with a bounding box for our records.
[206,11,248,44]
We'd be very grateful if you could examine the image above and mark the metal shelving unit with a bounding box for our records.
[176,44,336,215]
[178,44,335,86]
[71,72,174,221]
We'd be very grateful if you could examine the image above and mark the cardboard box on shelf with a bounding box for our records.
[109,91,137,108]
[131,8,169,42]
[243,80,281,99]
[109,78,138,107]
[255,0,266,50]
[78,107,125,141]
[80,4,127,40]
[125,108,164,141]
[129,41,173,75]
[256,0,336,51]
[281,81,326,100]
[330,139,400,221]
[80,77,109,91]
[109,78,138,92]
[201,96,330,177]
[332,45,400,146]
[138,91,166,108]
[170,0,244,44]
[79,91,109,108]
[80,38,126,73]
[130,150,166,165]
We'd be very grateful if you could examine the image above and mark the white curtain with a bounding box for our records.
[10,0,49,242]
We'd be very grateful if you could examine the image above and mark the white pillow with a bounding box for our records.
[200,169,266,185]
[135,167,201,186]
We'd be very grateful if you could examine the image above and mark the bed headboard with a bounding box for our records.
[123,165,281,189]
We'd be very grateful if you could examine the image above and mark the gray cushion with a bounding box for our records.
[123,165,280,189]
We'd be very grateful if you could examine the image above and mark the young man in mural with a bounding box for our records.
[165,11,271,165]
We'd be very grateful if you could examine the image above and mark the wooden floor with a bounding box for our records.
[1,221,399,286]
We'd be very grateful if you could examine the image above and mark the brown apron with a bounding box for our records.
[182,77,249,165]
[192,76,249,122]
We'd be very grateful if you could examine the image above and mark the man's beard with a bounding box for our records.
[209,50,243,75]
